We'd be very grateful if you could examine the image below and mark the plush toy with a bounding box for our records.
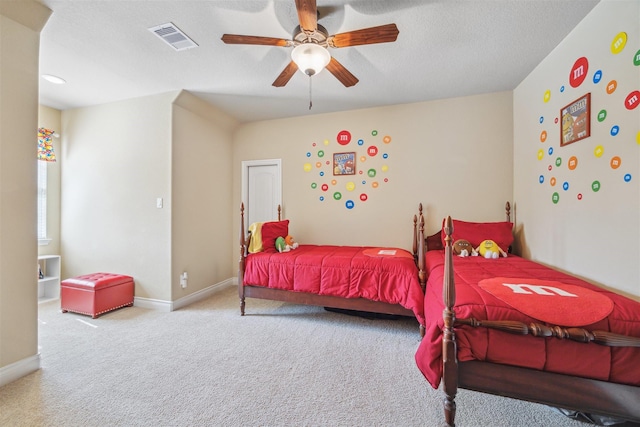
[276,235,299,253]
[453,239,477,257]
[475,239,507,259]
[275,236,286,253]
[284,235,299,250]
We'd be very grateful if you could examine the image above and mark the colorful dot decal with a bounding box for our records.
[625,91,640,110]
[537,149,545,160]
[550,177,557,186]
[555,157,562,167]
[597,109,607,122]
[563,182,569,191]
[594,145,604,158]
[337,130,351,145]
[634,49,640,66]
[548,147,553,155]
[569,57,588,88]
[539,116,544,123]
[543,90,551,103]
[606,80,617,94]
[624,174,632,182]
[610,32,627,54]
[593,70,602,84]
[592,181,601,192]
[568,156,578,170]
[610,157,621,169]
[552,192,560,204]
[610,126,619,136]
[304,129,394,209]
[540,130,547,142]
[539,175,545,184]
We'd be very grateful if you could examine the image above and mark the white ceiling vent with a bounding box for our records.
[148,22,198,51]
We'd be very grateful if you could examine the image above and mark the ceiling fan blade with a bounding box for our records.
[295,0,317,32]
[272,61,299,87]
[325,57,358,87]
[221,34,290,47]
[328,23,399,48]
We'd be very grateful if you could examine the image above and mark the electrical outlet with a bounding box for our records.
[180,272,188,288]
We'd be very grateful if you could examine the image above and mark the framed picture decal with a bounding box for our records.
[333,152,356,176]
[560,93,591,146]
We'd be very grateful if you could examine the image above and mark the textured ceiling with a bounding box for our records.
[37,0,600,123]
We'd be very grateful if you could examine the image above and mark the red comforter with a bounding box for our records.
[416,251,640,388]
[243,245,425,325]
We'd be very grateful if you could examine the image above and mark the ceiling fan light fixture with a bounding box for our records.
[291,43,330,76]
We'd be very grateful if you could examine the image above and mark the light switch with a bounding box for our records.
[156,198,163,209]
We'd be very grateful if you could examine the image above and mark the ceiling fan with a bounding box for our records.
[221,0,399,88]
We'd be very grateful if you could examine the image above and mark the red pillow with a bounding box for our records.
[261,220,289,253]
[441,219,513,250]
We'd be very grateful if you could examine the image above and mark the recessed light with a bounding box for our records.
[42,74,66,84]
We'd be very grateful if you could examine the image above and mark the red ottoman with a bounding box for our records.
[61,273,134,318]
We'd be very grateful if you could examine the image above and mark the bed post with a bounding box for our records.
[413,203,422,261]
[239,203,246,316]
[442,216,458,427]
[506,201,511,222]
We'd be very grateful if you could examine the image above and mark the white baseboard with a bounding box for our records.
[134,278,235,312]
[0,353,40,387]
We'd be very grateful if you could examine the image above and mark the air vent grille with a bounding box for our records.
[148,22,198,51]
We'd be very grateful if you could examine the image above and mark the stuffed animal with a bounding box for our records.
[285,235,299,250]
[475,239,507,259]
[453,239,477,257]
[276,235,299,253]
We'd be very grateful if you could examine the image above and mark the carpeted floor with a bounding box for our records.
[0,285,596,426]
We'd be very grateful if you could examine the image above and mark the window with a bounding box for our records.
[37,160,48,242]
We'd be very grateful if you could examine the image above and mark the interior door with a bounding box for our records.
[242,159,282,228]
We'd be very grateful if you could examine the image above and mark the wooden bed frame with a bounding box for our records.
[432,203,640,426]
[238,203,427,332]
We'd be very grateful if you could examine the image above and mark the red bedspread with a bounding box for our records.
[243,245,425,325]
[416,251,640,388]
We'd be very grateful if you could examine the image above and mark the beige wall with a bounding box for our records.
[171,92,236,300]
[0,1,51,381]
[37,105,61,256]
[232,91,514,257]
[60,93,176,300]
[514,0,640,298]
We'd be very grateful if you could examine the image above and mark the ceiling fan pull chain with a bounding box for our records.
[308,75,313,110]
